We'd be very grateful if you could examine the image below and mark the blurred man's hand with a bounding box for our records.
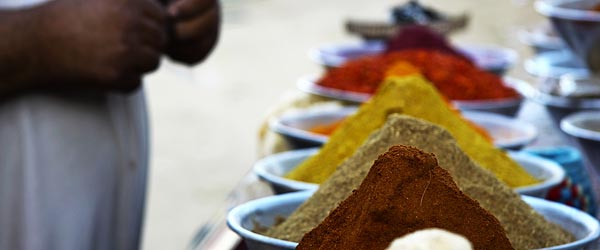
[165,0,220,65]
[42,0,167,92]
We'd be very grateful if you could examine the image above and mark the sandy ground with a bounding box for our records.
[140,0,548,249]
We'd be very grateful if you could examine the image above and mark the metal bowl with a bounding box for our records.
[269,106,357,149]
[227,191,600,250]
[535,0,600,72]
[509,76,600,131]
[560,111,600,172]
[254,149,565,197]
[253,148,319,194]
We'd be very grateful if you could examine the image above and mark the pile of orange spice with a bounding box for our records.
[317,49,519,101]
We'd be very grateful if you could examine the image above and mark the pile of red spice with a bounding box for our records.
[317,49,519,100]
[296,145,513,250]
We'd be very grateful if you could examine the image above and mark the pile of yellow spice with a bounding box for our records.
[286,73,538,187]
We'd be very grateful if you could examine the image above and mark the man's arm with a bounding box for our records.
[0,0,167,96]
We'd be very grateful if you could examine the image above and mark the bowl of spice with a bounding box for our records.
[292,76,546,190]
[264,116,579,249]
[254,147,564,197]
[302,47,525,116]
[310,41,518,76]
[270,105,537,150]
[269,106,357,149]
[226,191,309,250]
[561,111,600,172]
[299,74,524,117]
[228,189,599,250]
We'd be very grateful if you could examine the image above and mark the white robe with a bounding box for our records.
[0,2,149,248]
[0,90,149,250]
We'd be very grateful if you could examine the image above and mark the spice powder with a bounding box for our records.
[297,145,514,250]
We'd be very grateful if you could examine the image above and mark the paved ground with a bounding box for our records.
[140,0,549,249]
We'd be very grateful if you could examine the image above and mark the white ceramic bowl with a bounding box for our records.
[561,111,600,172]
[269,106,357,149]
[309,41,518,75]
[297,75,524,116]
[462,111,538,150]
[227,191,600,250]
[254,149,565,198]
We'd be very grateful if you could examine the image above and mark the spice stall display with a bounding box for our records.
[267,115,573,249]
[287,75,537,187]
[296,145,514,250]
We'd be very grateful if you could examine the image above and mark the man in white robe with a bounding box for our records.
[0,0,220,249]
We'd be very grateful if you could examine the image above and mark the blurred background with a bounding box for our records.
[140,0,546,249]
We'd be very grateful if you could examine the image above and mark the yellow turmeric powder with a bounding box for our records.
[286,75,538,187]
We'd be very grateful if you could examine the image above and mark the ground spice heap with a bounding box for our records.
[267,115,573,249]
[286,75,537,187]
[297,145,514,250]
[317,49,518,100]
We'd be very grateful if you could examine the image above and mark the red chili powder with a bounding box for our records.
[316,50,519,100]
[297,145,514,250]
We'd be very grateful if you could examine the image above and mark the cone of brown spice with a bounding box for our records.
[297,145,514,250]
[266,115,573,249]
